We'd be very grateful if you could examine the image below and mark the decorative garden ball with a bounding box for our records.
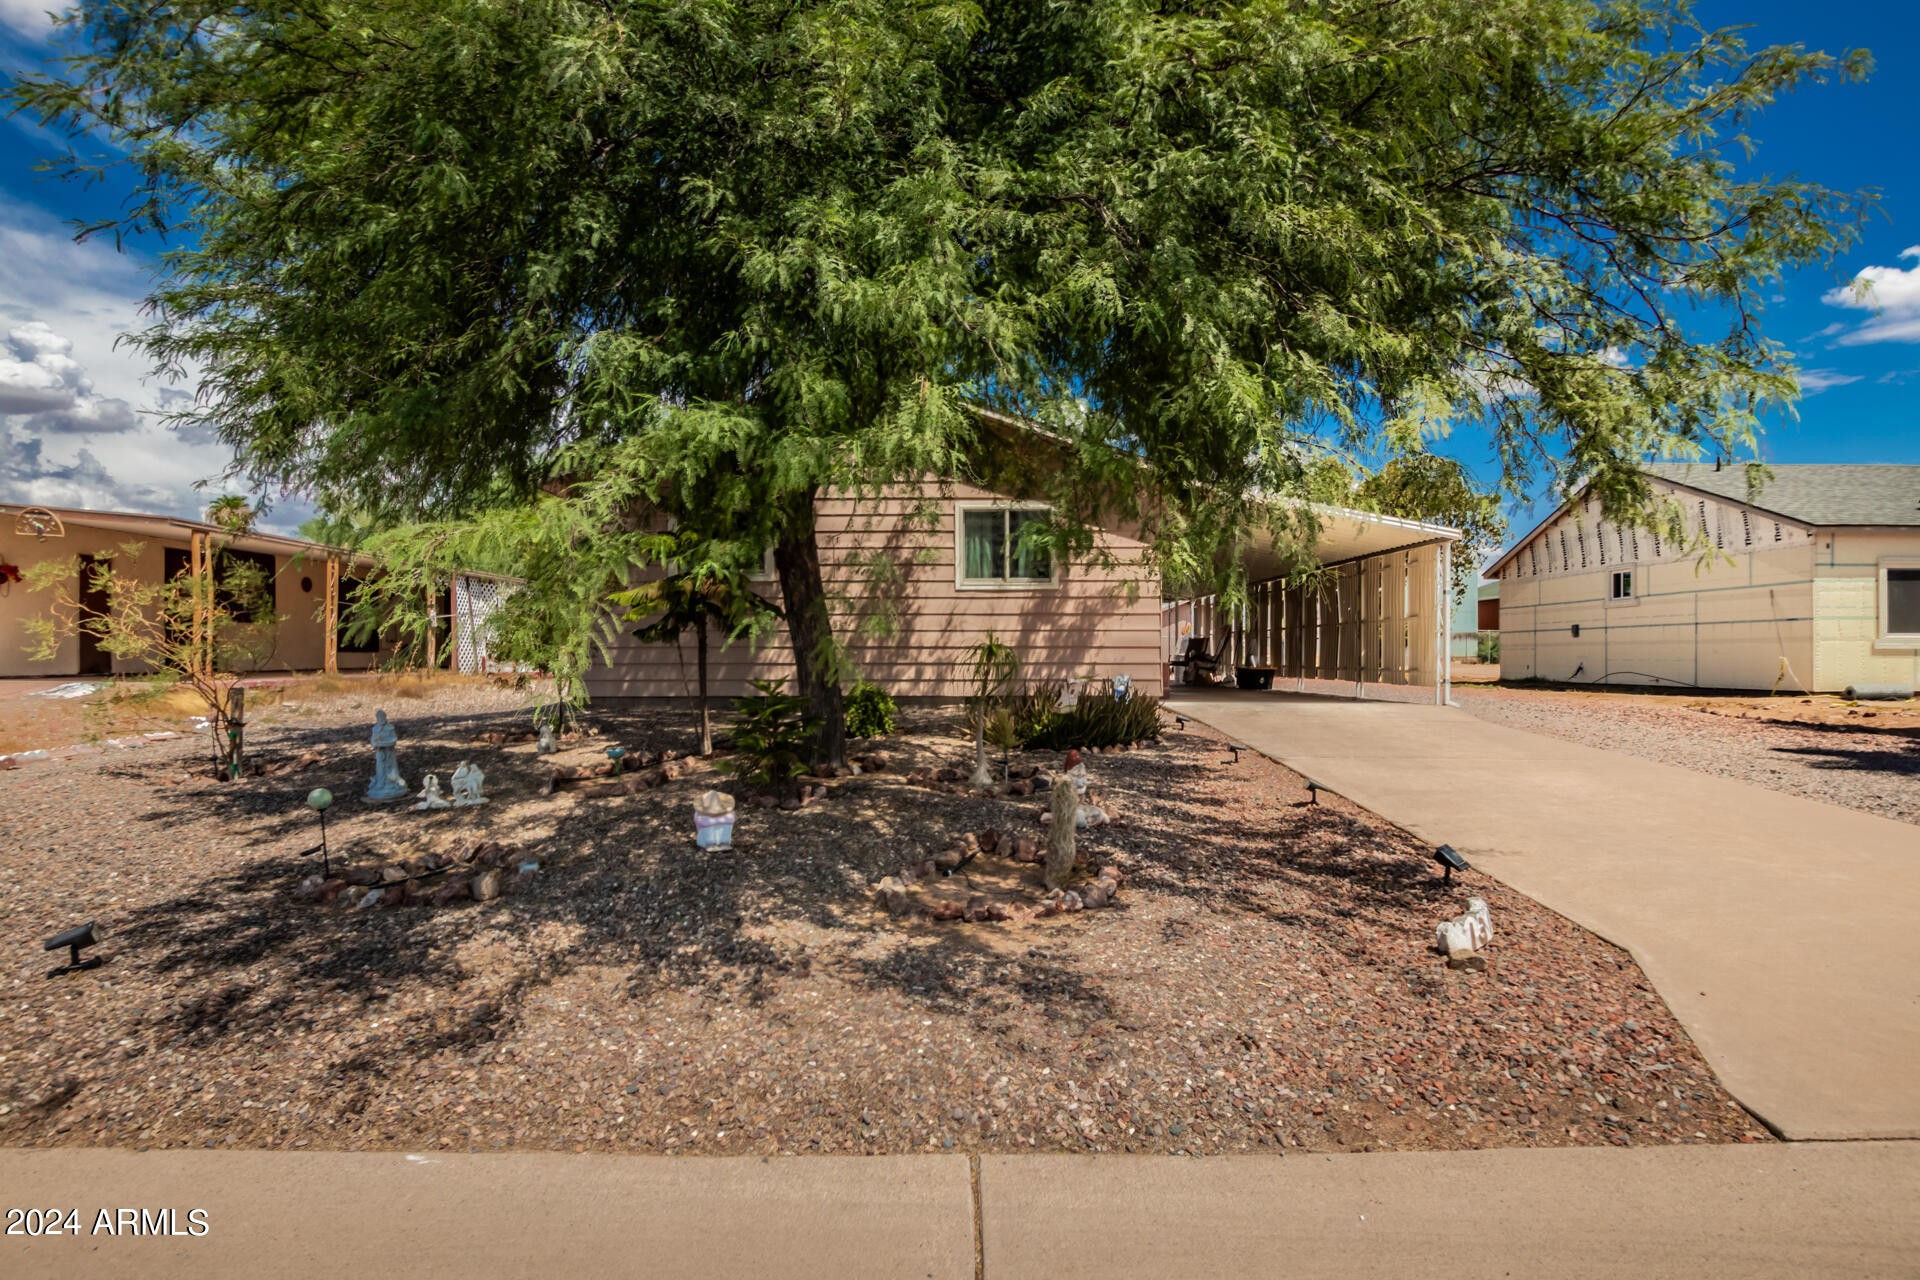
[306,787,333,811]
[606,746,627,777]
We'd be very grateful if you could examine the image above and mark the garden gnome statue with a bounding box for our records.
[536,722,557,755]
[415,774,451,810]
[450,761,487,806]
[365,709,409,802]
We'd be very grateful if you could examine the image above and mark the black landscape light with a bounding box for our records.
[1173,715,1188,732]
[1225,744,1242,765]
[299,787,335,877]
[44,922,101,976]
[1305,778,1326,805]
[1434,844,1471,884]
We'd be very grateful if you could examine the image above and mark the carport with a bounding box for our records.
[1162,505,1462,704]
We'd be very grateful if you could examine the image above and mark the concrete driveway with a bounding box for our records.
[1166,690,1920,1142]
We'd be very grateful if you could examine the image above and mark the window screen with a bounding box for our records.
[1889,568,1920,635]
[961,508,1050,583]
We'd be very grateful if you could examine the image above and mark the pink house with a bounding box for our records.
[586,478,1167,702]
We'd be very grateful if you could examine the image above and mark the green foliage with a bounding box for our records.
[1349,456,1510,599]
[9,0,1877,733]
[844,682,897,740]
[1024,691,1163,752]
[719,679,814,797]
[1478,634,1502,664]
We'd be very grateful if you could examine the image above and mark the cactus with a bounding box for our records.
[1046,776,1078,889]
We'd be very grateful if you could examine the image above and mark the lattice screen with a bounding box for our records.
[451,573,518,673]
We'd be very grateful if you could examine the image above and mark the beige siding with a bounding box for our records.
[0,522,376,679]
[1811,530,1920,692]
[586,483,1164,701]
[1497,544,1818,690]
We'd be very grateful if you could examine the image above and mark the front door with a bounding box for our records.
[77,554,113,675]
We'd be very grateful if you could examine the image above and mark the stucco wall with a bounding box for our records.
[0,524,376,679]
[1811,529,1920,692]
[586,483,1164,702]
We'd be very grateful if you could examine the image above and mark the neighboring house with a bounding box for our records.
[1486,463,1920,692]
[0,503,386,679]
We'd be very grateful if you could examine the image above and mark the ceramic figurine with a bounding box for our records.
[536,723,557,755]
[450,761,487,806]
[365,709,409,802]
[414,774,452,810]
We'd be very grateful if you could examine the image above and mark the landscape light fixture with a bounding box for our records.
[299,787,335,877]
[1225,744,1242,765]
[1305,779,1325,805]
[44,922,101,977]
[606,746,627,777]
[1174,715,1188,732]
[1434,844,1471,884]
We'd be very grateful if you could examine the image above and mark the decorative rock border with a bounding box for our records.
[292,839,540,910]
[872,826,1125,925]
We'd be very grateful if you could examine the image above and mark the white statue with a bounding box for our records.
[1111,672,1133,700]
[536,723,557,755]
[414,773,451,810]
[365,709,409,802]
[450,761,487,806]
[1436,897,1494,958]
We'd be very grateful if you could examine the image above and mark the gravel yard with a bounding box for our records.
[1456,684,1920,826]
[0,679,1764,1157]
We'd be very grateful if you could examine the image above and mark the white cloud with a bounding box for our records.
[1819,246,1920,345]
[0,321,139,430]
[0,197,281,525]
[0,0,55,39]
[1792,368,1862,395]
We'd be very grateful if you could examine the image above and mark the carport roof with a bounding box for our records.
[1224,502,1461,589]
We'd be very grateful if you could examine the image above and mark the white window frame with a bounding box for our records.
[1607,569,1637,607]
[1879,557,1920,649]
[954,500,1058,590]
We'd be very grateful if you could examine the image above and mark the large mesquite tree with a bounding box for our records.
[11,0,1870,764]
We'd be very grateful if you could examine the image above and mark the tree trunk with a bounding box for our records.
[696,613,712,757]
[771,486,847,769]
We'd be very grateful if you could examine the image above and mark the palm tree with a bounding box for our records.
[205,495,257,535]
[611,533,779,757]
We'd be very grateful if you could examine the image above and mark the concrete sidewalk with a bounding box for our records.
[3,1145,1917,1278]
[1166,691,1920,1141]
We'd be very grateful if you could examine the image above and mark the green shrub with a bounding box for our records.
[718,678,813,796]
[1024,690,1162,751]
[1477,633,1500,663]
[968,682,1063,750]
[845,682,898,739]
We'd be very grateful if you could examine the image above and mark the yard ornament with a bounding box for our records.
[536,723,558,755]
[365,709,409,802]
[450,761,488,806]
[1436,898,1494,971]
[414,774,452,810]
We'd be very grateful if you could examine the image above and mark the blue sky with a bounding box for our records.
[2,1,1916,538]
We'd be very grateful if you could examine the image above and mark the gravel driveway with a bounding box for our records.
[1455,686,1920,826]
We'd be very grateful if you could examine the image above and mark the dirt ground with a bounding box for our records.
[1457,682,1920,826]
[0,679,1764,1158]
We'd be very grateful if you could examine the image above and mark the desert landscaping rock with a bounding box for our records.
[1456,685,1919,826]
[0,680,1763,1157]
